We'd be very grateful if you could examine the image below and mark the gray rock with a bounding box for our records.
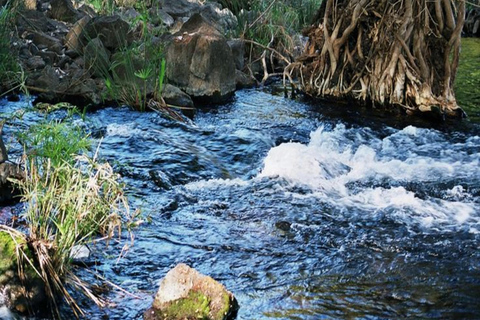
[235,69,256,89]
[149,8,175,28]
[49,0,84,23]
[84,15,130,51]
[122,7,140,21]
[34,65,60,91]
[227,38,245,71]
[17,9,55,34]
[159,0,237,34]
[84,37,110,78]
[162,84,194,108]
[70,244,90,261]
[199,2,238,34]
[65,15,92,53]
[37,50,58,66]
[166,14,236,103]
[26,56,46,70]
[159,0,202,19]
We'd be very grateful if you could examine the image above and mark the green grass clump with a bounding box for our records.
[11,117,131,318]
[225,0,321,83]
[235,0,322,41]
[16,120,90,167]
[100,3,171,115]
[0,1,23,95]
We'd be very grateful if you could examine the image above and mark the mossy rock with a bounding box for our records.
[145,291,211,320]
[0,231,24,280]
[0,231,46,314]
[144,263,238,320]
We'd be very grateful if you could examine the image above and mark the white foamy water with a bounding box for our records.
[259,124,480,230]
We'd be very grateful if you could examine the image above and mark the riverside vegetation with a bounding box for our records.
[1,112,133,317]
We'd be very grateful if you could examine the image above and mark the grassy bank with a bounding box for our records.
[455,38,480,123]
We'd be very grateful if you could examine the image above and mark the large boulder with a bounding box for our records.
[165,14,236,103]
[144,263,238,320]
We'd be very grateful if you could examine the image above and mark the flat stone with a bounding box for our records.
[26,56,46,70]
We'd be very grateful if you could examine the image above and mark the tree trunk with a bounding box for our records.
[294,0,466,118]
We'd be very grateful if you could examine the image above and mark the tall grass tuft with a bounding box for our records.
[0,1,23,95]
[11,118,131,318]
[100,3,182,119]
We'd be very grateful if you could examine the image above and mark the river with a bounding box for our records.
[1,86,479,319]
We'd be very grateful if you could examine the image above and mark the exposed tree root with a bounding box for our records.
[290,0,466,119]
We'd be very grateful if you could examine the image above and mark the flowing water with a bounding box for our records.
[1,87,480,319]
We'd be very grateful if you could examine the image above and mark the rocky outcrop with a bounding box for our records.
[166,14,236,103]
[144,263,238,320]
[4,0,251,110]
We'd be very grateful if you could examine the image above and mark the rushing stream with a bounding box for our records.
[1,87,480,319]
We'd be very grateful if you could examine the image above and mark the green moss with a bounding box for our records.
[154,291,212,320]
[215,292,233,320]
[0,231,38,284]
[0,231,21,274]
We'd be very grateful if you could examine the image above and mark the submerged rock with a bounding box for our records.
[144,263,238,320]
